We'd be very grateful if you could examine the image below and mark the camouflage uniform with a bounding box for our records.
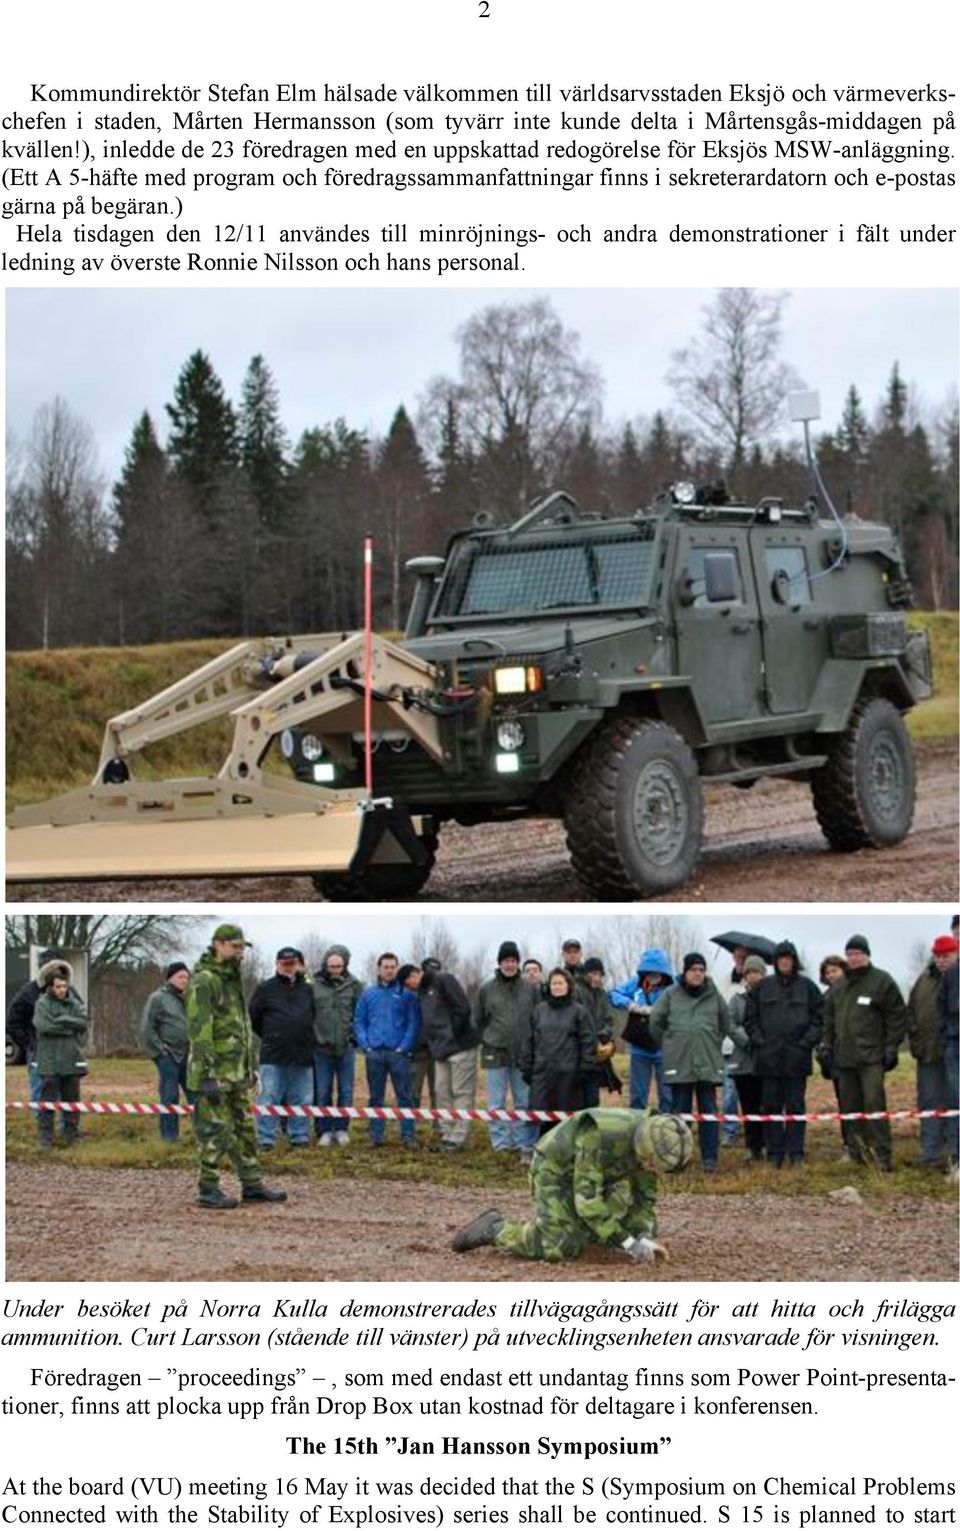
[186,949,263,1193]
[494,1107,657,1263]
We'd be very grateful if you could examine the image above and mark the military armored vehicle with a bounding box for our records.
[7,484,932,900]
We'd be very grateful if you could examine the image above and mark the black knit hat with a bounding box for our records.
[165,961,189,980]
[498,941,521,963]
[422,956,442,972]
[582,957,605,975]
[682,952,707,973]
[845,934,871,956]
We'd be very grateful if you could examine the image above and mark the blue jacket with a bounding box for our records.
[354,981,420,1053]
[609,948,676,1060]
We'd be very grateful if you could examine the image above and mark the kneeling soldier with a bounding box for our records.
[451,1106,690,1264]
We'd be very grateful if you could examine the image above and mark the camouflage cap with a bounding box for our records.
[212,923,252,946]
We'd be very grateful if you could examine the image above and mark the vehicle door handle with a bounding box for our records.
[803,618,822,631]
[730,620,752,634]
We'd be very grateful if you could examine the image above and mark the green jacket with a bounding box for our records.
[535,1108,656,1243]
[648,977,731,1085]
[313,970,363,1055]
[141,982,189,1060]
[580,982,616,1044]
[185,950,255,1090]
[823,964,906,1068]
[906,964,942,1064]
[473,970,536,1067]
[724,989,755,1076]
[34,992,88,1077]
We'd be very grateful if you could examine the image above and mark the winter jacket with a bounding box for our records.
[473,969,536,1068]
[609,948,674,1060]
[354,980,420,1054]
[249,972,316,1067]
[938,963,959,1046]
[7,963,83,1059]
[313,947,362,1056]
[519,997,597,1110]
[724,989,756,1076]
[648,976,730,1085]
[744,965,824,1079]
[823,964,906,1068]
[185,950,255,1091]
[418,969,476,1061]
[580,983,617,1048]
[34,989,88,1077]
[141,982,189,1061]
[906,963,943,1064]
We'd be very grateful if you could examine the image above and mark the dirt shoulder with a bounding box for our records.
[6,1163,957,1283]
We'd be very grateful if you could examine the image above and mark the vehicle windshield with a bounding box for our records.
[432,527,658,620]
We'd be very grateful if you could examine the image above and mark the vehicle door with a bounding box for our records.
[673,528,763,723]
[748,529,827,714]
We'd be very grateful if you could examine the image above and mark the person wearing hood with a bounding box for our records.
[907,935,958,1169]
[647,953,731,1172]
[822,934,906,1172]
[398,959,477,1150]
[7,948,83,1117]
[33,960,88,1148]
[473,942,538,1159]
[186,924,287,1210]
[725,955,767,1161]
[744,942,823,1168]
[517,968,597,1134]
[610,949,675,1114]
[141,961,193,1142]
[313,945,363,1147]
[249,947,316,1151]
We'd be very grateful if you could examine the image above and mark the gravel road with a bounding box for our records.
[8,744,955,903]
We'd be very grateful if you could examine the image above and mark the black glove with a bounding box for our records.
[817,1047,834,1081]
[198,1078,222,1105]
[883,1047,899,1073]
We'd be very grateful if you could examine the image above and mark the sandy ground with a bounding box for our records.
[6,1162,957,1283]
[9,744,956,904]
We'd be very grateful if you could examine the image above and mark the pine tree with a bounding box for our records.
[112,412,171,641]
[239,354,289,531]
[836,385,869,464]
[883,362,908,432]
[375,406,433,629]
[165,351,239,517]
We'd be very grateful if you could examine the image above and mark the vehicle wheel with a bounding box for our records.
[312,833,438,902]
[810,696,916,851]
[563,717,703,898]
[5,1037,24,1066]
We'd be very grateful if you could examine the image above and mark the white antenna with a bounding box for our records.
[788,389,821,424]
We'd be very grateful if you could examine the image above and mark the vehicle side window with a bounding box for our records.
[685,546,744,607]
[764,544,812,604]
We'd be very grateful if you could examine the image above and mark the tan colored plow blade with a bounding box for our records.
[6,632,440,883]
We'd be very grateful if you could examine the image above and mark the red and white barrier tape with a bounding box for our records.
[6,1101,959,1123]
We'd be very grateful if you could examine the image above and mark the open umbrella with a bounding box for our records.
[710,930,778,964]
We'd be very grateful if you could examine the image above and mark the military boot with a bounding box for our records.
[451,1209,504,1252]
[197,1186,239,1210]
[242,1184,288,1203]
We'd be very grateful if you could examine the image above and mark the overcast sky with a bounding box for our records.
[161,905,953,989]
[5,287,957,490]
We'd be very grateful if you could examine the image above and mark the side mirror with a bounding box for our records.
[703,551,739,604]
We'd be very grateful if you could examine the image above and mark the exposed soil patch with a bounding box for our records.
[6,1162,957,1283]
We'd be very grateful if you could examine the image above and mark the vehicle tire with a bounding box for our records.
[563,717,703,898]
[810,696,916,851]
[5,1036,24,1066]
[312,832,438,902]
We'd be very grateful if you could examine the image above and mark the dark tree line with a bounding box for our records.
[6,297,958,651]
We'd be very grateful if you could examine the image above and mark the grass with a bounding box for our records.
[6,616,957,808]
[5,1057,955,1204]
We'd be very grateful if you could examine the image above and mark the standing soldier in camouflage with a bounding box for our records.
[186,924,288,1210]
[450,1107,691,1265]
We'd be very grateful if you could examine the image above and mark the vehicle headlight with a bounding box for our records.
[313,762,336,784]
[279,729,296,760]
[497,720,525,751]
[495,753,520,774]
[673,480,696,505]
[493,664,544,695]
[300,733,324,762]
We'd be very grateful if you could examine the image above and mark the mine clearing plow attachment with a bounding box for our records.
[6,633,441,884]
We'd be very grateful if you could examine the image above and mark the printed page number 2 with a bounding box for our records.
[478,0,490,15]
